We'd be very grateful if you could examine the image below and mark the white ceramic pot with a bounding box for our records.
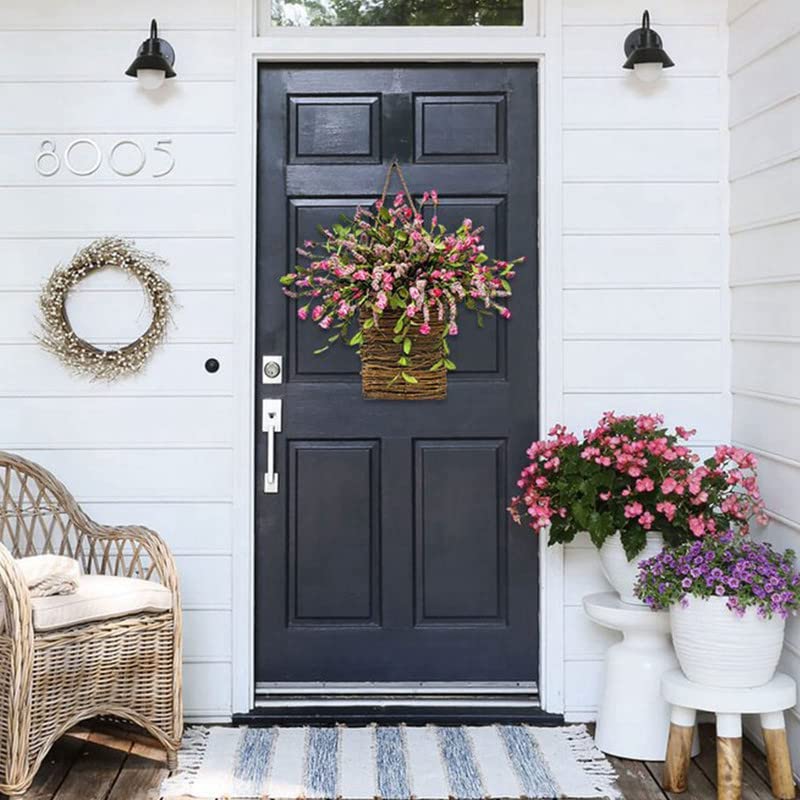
[598,531,664,606]
[670,595,785,688]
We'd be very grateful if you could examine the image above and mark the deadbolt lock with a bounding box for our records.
[262,355,283,384]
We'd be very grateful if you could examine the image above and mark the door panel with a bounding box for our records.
[414,440,507,624]
[255,64,538,685]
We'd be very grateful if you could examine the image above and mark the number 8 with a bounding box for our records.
[35,140,60,177]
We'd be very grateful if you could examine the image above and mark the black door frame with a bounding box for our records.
[237,59,559,725]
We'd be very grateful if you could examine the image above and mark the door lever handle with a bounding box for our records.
[262,399,282,494]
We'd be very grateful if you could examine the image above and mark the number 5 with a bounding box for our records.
[152,139,175,178]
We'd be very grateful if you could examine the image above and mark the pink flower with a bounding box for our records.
[624,502,643,519]
[635,477,654,493]
[599,491,611,501]
[419,323,431,335]
[449,323,458,336]
[319,316,332,330]
[406,306,417,318]
[500,307,512,320]
[312,305,324,321]
[639,511,655,530]
[661,477,678,495]
[297,306,308,321]
[688,516,706,537]
[656,501,677,522]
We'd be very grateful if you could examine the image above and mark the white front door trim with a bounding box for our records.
[230,0,565,716]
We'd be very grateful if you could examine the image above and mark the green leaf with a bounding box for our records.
[429,359,444,371]
[501,278,512,293]
[393,316,405,333]
[571,502,590,530]
[362,317,374,330]
[403,337,411,355]
[279,274,296,286]
[443,358,456,370]
[442,340,450,355]
[313,346,330,355]
[328,333,340,342]
[398,355,409,366]
[623,529,647,562]
[401,372,418,384]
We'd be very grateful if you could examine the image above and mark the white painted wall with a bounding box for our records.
[560,0,730,719]
[0,0,732,721]
[0,1,239,722]
[727,0,800,761]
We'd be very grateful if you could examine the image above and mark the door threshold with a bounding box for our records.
[234,704,562,726]
[256,681,538,696]
[255,695,540,708]
[239,683,561,725]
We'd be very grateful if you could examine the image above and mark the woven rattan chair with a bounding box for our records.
[0,452,182,796]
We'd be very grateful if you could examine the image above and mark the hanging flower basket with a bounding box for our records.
[360,309,446,400]
[280,160,523,400]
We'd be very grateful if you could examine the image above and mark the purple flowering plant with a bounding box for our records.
[634,530,800,619]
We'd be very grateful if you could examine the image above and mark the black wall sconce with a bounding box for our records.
[623,10,675,83]
[125,19,176,91]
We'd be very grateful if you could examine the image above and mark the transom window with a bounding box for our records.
[270,0,524,27]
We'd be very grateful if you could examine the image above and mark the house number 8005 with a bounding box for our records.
[35,138,175,178]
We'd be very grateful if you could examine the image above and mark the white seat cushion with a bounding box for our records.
[31,574,172,632]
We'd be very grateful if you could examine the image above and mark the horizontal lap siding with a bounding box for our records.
[561,0,727,719]
[729,0,800,758]
[0,1,239,719]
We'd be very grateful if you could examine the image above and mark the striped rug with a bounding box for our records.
[161,725,619,799]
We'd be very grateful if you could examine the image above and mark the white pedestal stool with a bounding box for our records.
[583,592,699,760]
[661,670,797,800]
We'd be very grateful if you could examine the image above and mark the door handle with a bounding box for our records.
[262,398,282,494]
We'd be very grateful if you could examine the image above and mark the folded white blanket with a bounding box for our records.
[16,555,81,597]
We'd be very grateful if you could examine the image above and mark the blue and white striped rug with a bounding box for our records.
[161,725,619,799]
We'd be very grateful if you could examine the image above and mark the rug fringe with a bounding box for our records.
[556,725,621,799]
[161,726,211,797]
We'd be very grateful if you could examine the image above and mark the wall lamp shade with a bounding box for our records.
[623,10,675,83]
[125,19,176,90]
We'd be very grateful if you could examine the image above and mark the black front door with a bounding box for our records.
[255,64,539,685]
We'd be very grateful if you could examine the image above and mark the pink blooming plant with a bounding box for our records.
[509,412,768,561]
[280,191,523,386]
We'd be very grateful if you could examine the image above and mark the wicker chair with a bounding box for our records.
[0,452,182,796]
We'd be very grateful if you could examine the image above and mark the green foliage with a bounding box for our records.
[272,0,523,27]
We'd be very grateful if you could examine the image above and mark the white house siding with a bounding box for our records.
[0,0,239,721]
[0,0,734,722]
[728,0,800,760]
[559,0,730,719]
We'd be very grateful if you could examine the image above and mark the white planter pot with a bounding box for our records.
[598,531,664,605]
[670,595,785,688]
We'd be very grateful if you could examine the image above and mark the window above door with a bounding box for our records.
[270,0,524,27]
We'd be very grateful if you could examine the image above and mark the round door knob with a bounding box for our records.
[264,360,281,379]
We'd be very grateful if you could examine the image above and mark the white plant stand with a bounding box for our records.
[661,669,797,800]
[583,592,699,760]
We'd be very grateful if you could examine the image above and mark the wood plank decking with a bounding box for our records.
[6,723,796,800]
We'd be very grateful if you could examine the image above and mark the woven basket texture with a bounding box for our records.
[360,310,447,400]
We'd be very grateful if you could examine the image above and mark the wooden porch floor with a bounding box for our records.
[6,723,796,800]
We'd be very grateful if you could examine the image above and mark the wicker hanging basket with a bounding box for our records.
[360,309,447,400]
